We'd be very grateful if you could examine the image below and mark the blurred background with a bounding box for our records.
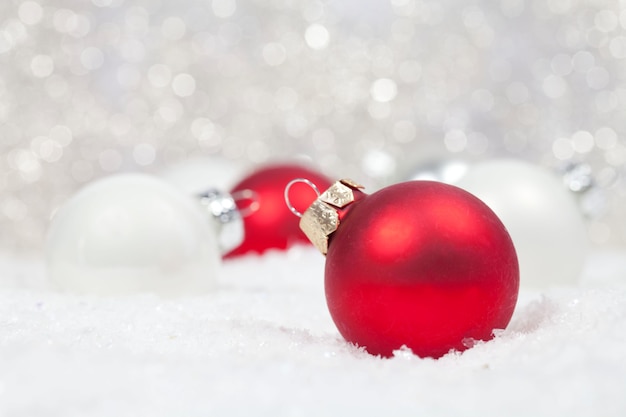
[1,0,626,255]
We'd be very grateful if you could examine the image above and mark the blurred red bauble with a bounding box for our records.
[224,164,332,258]
[300,180,519,358]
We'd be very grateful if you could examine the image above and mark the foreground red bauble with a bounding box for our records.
[300,180,519,358]
[224,164,332,258]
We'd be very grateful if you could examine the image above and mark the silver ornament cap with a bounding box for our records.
[197,189,244,254]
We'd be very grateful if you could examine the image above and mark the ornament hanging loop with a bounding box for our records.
[284,178,321,218]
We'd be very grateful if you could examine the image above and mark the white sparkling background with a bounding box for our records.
[2,1,626,415]
[1,0,626,252]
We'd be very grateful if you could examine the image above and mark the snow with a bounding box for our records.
[1,247,626,416]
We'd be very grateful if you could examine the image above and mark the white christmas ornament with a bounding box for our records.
[454,159,589,289]
[46,174,221,296]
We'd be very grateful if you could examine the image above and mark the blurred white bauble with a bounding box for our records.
[454,159,589,289]
[159,157,246,195]
[46,174,220,296]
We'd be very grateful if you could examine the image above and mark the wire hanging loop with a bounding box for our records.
[284,178,321,218]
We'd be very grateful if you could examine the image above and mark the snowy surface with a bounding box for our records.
[1,247,626,416]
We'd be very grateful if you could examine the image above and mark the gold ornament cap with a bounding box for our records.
[297,179,364,255]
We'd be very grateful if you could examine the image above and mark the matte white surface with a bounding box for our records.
[0,247,625,416]
[455,160,590,289]
[45,174,220,295]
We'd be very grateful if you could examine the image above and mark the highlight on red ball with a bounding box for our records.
[223,163,332,258]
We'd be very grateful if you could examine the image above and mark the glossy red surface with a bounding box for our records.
[325,181,519,358]
[224,164,332,258]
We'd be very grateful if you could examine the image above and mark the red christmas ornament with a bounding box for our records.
[295,179,519,358]
[224,164,332,258]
